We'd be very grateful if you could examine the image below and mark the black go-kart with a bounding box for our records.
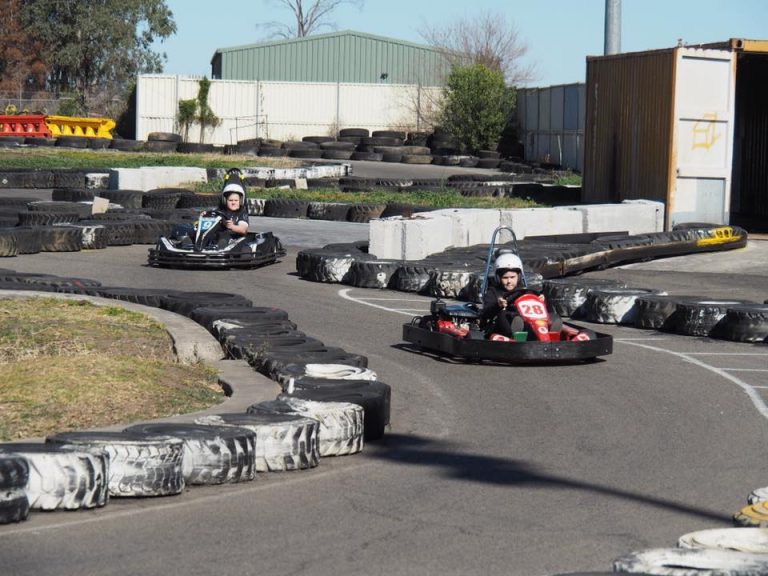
[148,209,286,270]
[402,226,613,363]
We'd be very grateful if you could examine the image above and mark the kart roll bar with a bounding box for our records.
[479,226,527,300]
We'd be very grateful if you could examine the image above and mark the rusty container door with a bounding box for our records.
[669,47,736,227]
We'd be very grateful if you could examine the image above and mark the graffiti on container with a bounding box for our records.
[691,112,721,151]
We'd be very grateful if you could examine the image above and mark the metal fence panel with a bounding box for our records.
[136,74,442,144]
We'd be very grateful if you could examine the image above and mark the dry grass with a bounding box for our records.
[0,298,224,440]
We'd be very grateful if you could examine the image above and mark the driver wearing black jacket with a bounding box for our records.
[218,169,249,237]
[481,252,529,336]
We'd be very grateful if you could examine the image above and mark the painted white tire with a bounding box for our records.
[0,444,109,510]
[581,287,666,324]
[254,397,364,458]
[303,363,377,381]
[47,432,185,497]
[614,547,768,575]
[748,486,768,504]
[0,455,30,523]
[195,413,320,472]
[123,423,257,485]
[678,528,768,554]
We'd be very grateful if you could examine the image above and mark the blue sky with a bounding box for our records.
[154,0,768,86]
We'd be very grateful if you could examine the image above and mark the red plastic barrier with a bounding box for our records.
[0,115,52,138]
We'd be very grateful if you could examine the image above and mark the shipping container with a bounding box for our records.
[583,39,768,231]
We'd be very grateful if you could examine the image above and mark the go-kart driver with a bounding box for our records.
[481,253,562,337]
[217,168,249,239]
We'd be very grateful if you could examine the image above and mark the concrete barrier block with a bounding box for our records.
[498,208,583,241]
[369,214,453,260]
[563,201,665,235]
[109,167,208,191]
[430,209,502,247]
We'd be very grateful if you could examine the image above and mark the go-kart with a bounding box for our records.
[402,226,613,363]
[148,209,286,270]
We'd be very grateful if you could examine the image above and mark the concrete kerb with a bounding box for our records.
[0,291,281,434]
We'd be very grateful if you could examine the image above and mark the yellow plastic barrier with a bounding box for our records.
[44,115,116,139]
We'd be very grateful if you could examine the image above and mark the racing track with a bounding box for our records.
[0,219,766,576]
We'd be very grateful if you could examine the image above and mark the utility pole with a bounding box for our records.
[604,0,621,55]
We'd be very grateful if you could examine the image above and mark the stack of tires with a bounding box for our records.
[0,187,217,257]
[0,275,392,523]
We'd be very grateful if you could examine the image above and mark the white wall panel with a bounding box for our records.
[136,74,442,144]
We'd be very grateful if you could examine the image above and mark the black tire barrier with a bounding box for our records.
[17,210,80,226]
[347,203,386,223]
[109,139,144,151]
[143,189,183,210]
[96,189,144,209]
[290,149,322,159]
[295,249,376,284]
[51,188,95,202]
[302,136,335,144]
[673,299,758,337]
[632,294,702,330]
[320,140,356,150]
[401,154,433,164]
[28,200,93,219]
[250,398,364,458]
[273,362,377,385]
[391,264,434,293]
[55,135,89,149]
[264,198,310,218]
[580,287,665,325]
[36,226,82,252]
[177,192,217,209]
[345,260,402,289]
[351,151,383,161]
[0,196,35,208]
[257,348,369,381]
[220,332,323,360]
[96,287,185,308]
[122,423,257,485]
[55,224,109,250]
[719,304,768,342]
[541,278,628,317]
[188,306,290,334]
[307,202,351,221]
[25,137,56,147]
[283,380,390,441]
[160,291,253,317]
[131,220,175,244]
[0,455,30,524]
[177,142,214,154]
[88,137,112,150]
[323,149,354,160]
[338,128,369,138]
[196,412,320,472]
[0,231,18,257]
[0,443,109,510]
[258,147,290,157]
[46,431,185,497]
[81,220,136,246]
[11,227,42,255]
[147,132,181,142]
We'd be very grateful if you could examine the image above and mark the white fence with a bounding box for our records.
[136,75,443,145]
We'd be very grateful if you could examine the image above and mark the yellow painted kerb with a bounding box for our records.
[695,226,742,247]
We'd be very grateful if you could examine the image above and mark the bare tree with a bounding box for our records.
[420,12,536,85]
[263,0,364,38]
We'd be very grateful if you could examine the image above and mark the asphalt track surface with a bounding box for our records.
[0,216,767,575]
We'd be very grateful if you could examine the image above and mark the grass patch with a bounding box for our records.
[196,179,540,210]
[0,147,300,170]
[0,298,223,441]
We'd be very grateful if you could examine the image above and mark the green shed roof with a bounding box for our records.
[211,30,449,85]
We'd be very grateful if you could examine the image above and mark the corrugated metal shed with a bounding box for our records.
[211,30,449,85]
[516,83,585,171]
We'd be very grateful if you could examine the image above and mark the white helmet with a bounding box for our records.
[494,253,523,275]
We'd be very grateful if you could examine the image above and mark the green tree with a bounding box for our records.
[19,0,176,110]
[194,77,219,144]
[438,64,514,154]
[176,98,197,142]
